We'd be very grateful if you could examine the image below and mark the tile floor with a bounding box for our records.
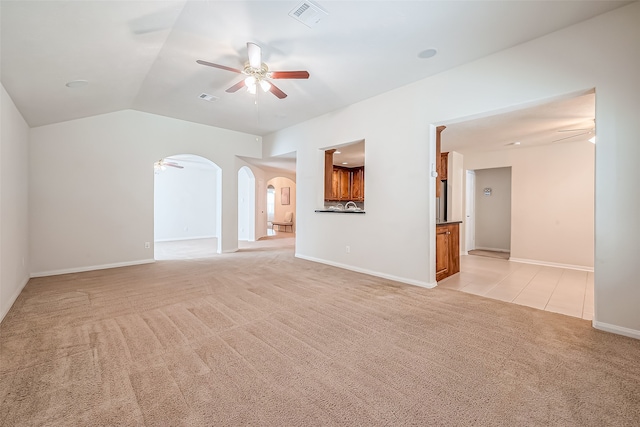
[438,254,594,320]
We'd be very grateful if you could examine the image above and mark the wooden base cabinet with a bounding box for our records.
[436,222,460,281]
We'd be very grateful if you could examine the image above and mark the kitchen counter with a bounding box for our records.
[315,209,365,214]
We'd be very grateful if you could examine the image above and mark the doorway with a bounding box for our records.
[468,167,511,257]
[266,185,276,236]
[438,91,595,319]
[153,154,222,259]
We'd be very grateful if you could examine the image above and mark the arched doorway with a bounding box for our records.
[153,154,222,259]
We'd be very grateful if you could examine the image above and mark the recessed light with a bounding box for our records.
[334,151,341,154]
[418,48,438,59]
[65,80,88,88]
[506,141,521,146]
[342,162,348,165]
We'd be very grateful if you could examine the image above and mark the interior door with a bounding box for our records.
[465,170,476,252]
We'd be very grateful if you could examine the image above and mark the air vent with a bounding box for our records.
[198,93,218,102]
[289,1,328,28]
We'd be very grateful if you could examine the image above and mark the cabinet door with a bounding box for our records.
[339,169,350,200]
[435,226,450,281]
[440,152,448,181]
[331,169,340,200]
[351,167,364,201]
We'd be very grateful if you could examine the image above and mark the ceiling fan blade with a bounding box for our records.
[552,131,590,143]
[165,162,184,169]
[226,80,246,93]
[268,82,287,99]
[196,60,242,74]
[247,42,262,69]
[269,71,310,79]
[557,128,592,132]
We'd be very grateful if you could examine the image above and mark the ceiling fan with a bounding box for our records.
[197,42,309,99]
[553,120,595,143]
[154,158,184,173]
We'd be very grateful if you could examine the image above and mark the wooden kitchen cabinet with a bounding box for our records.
[436,222,460,281]
[440,152,448,181]
[327,166,364,202]
[351,167,364,201]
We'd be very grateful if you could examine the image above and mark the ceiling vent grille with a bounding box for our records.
[289,1,328,28]
[199,93,218,102]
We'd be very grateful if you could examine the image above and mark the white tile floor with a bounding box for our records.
[438,254,594,320]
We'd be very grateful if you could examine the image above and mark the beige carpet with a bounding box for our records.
[1,239,639,426]
[468,249,510,260]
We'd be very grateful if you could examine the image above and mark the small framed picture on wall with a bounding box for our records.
[281,187,290,205]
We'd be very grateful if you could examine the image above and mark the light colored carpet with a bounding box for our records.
[468,249,510,260]
[1,239,639,426]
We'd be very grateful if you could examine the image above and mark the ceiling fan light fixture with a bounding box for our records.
[260,80,271,92]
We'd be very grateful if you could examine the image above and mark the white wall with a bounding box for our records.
[29,109,260,275]
[263,3,640,336]
[464,141,594,269]
[0,84,30,322]
[237,166,255,241]
[154,156,219,242]
[473,167,512,253]
[448,151,464,222]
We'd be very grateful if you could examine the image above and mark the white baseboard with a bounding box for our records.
[509,257,593,272]
[473,246,510,253]
[30,259,156,278]
[0,275,30,324]
[593,320,640,340]
[154,235,216,243]
[294,253,436,289]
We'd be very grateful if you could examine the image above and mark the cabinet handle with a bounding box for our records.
[446,231,451,235]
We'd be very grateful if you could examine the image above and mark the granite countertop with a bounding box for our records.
[315,209,366,214]
[436,220,462,225]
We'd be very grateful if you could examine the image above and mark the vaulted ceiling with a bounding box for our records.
[1,1,630,137]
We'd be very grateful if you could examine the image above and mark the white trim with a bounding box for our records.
[154,235,217,243]
[473,246,510,253]
[0,275,30,323]
[593,320,640,340]
[30,259,155,278]
[295,253,436,289]
[509,257,593,272]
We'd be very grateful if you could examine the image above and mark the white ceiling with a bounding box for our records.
[1,0,630,140]
[442,90,596,154]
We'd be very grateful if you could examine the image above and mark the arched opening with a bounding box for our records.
[153,154,222,259]
[238,166,256,241]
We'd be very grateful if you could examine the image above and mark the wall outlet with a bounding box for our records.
[144,242,151,249]
[345,246,350,254]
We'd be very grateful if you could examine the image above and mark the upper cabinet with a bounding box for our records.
[440,152,449,181]
[328,165,364,202]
